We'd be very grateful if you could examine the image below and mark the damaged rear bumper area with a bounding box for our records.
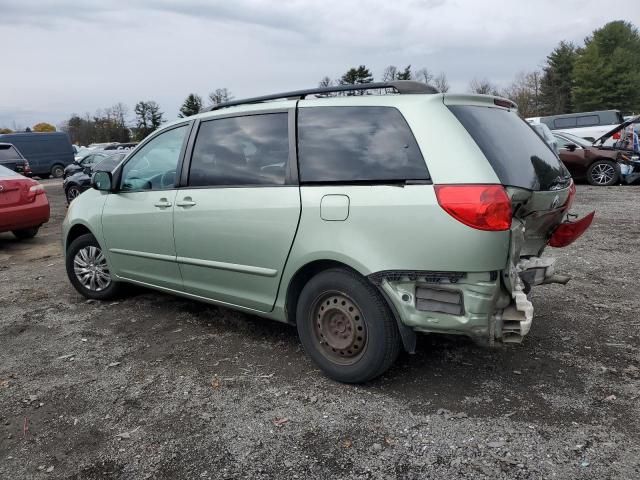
[369,259,567,347]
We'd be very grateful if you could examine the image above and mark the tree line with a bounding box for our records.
[469,20,640,117]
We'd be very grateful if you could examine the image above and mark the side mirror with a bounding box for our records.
[91,171,113,191]
[565,144,577,152]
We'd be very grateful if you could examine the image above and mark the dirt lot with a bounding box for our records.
[1,180,639,479]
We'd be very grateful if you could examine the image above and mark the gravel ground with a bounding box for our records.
[1,180,639,479]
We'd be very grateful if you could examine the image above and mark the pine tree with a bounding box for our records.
[340,65,373,94]
[178,94,203,118]
[573,21,640,113]
[539,41,577,115]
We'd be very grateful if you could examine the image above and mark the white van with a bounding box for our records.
[527,110,624,145]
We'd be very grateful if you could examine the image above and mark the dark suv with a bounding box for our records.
[0,143,31,176]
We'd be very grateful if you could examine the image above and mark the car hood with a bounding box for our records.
[593,114,640,145]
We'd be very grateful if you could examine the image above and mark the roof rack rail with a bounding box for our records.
[204,80,438,112]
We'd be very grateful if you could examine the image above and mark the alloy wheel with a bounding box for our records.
[591,163,616,185]
[67,187,80,202]
[73,246,111,291]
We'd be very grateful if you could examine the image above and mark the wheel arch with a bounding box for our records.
[283,258,416,353]
[285,259,361,326]
[65,223,94,252]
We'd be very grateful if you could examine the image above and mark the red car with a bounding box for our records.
[0,164,50,239]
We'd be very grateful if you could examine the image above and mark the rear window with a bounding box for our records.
[448,105,570,191]
[298,106,429,183]
[0,145,21,160]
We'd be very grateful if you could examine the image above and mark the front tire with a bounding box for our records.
[66,233,121,300]
[51,164,65,179]
[587,160,619,186]
[296,268,401,383]
[12,227,39,239]
[66,185,82,203]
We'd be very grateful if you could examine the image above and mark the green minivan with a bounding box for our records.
[63,81,593,383]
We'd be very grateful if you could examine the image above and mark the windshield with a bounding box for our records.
[0,145,22,160]
[555,132,592,148]
[449,105,571,191]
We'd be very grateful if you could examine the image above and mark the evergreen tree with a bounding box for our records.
[573,21,640,112]
[539,41,577,115]
[134,101,164,140]
[340,65,373,94]
[396,65,412,80]
[178,93,203,118]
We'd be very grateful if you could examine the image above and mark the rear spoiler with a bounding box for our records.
[443,94,517,111]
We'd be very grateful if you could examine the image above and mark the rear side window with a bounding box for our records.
[189,113,289,186]
[449,105,570,191]
[576,115,599,127]
[297,106,429,182]
[0,145,21,160]
[554,117,576,129]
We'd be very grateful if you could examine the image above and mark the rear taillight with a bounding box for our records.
[27,183,45,201]
[435,184,512,231]
[29,184,45,195]
[548,211,595,248]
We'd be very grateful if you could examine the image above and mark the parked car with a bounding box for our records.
[0,165,50,239]
[529,122,559,154]
[64,152,126,203]
[64,150,115,178]
[0,132,74,178]
[0,143,32,176]
[103,142,139,151]
[63,81,593,383]
[553,115,640,186]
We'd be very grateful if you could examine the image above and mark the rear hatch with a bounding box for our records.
[445,97,573,259]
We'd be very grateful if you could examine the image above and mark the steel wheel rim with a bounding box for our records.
[53,167,64,178]
[311,292,367,365]
[592,163,615,185]
[73,246,111,291]
[68,187,80,201]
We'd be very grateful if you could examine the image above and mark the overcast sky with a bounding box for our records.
[1,0,638,129]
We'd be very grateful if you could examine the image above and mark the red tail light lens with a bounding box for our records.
[26,182,45,201]
[548,211,595,248]
[435,185,512,231]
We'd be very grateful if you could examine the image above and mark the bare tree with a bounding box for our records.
[415,68,433,84]
[382,65,398,82]
[208,88,233,106]
[501,71,543,117]
[433,72,450,93]
[469,78,500,95]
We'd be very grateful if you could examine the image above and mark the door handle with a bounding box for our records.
[176,198,196,207]
[154,200,172,208]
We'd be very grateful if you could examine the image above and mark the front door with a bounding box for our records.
[102,123,190,290]
[173,110,301,312]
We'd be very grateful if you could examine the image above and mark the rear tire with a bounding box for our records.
[296,268,401,383]
[587,160,619,186]
[51,164,65,179]
[12,227,39,239]
[66,233,121,300]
